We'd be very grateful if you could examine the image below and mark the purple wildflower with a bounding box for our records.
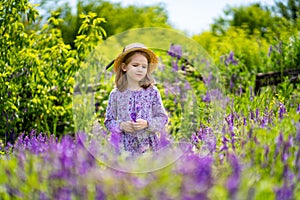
[195,125,216,153]
[281,135,293,163]
[275,182,294,200]
[283,164,294,183]
[181,64,186,72]
[202,91,211,103]
[268,45,273,57]
[167,44,182,59]
[220,134,229,152]
[171,60,178,71]
[243,116,247,126]
[256,108,260,119]
[191,132,199,145]
[184,81,191,90]
[264,145,269,161]
[225,114,234,134]
[224,51,238,66]
[261,115,268,128]
[249,86,254,101]
[230,78,234,90]
[226,153,241,199]
[279,102,286,119]
[178,155,214,200]
[274,132,284,159]
[296,103,300,114]
[250,111,255,121]
[203,73,212,86]
[295,122,300,144]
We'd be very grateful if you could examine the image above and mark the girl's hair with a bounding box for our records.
[115,51,155,92]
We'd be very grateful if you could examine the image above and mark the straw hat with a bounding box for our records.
[105,43,158,73]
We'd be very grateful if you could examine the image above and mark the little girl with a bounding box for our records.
[104,43,168,154]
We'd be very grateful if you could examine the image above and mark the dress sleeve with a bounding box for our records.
[147,87,168,133]
[104,90,122,134]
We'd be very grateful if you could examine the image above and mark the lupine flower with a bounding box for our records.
[167,44,182,59]
[250,111,255,121]
[283,164,294,183]
[202,91,211,103]
[181,64,186,72]
[220,135,229,152]
[268,45,273,57]
[224,51,238,66]
[191,132,199,145]
[171,60,178,71]
[184,81,191,90]
[295,122,300,144]
[230,78,234,90]
[194,125,216,153]
[275,41,283,54]
[281,135,293,163]
[261,115,268,128]
[226,114,234,130]
[178,155,214,200]
[274,132,284,159]
[239,86,243,95]
[226,153,241,199]
[243,116,247,126]
[249,86,254,101]
[264,145,270,161]
[203,73,212,86]
[275,182,294,200]
[248,126,253,139]
[279,102,286,119]
[256,108,260,119]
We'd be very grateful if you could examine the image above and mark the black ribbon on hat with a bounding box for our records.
[105,59,115,70]
[105,47,126,70]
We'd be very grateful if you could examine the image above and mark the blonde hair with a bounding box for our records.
[115,51,155,92]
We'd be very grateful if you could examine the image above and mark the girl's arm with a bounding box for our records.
[147,87,168,133]
[104,90,122,134]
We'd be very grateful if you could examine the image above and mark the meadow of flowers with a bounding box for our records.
[1,88,300,199]
[1,0,300,199]
[2,42,300,199]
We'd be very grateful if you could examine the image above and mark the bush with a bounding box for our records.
[0,0,106,144]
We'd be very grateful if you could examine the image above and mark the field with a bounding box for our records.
[1,0,300,199]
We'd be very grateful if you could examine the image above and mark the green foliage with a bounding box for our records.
[0,0,106,143]
[48,0,171,48]
[273,0,300,24]
[211,1,298,38]
[266,33,300,72]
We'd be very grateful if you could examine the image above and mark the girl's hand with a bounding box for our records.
[132,119,148,131]
[120,121,135,133]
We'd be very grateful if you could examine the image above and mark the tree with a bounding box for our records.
[211,3,285,37]
[31,0,171,48]
[273,0,300,22]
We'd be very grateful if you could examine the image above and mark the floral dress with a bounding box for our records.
[104,85,168,154]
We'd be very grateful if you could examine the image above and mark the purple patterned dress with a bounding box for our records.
[104,85,168,154]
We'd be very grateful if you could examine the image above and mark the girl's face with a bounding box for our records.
[122,53,148,84]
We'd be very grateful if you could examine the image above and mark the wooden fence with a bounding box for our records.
[254,68,300,94]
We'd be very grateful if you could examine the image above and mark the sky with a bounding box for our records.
[105,0,276,35]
